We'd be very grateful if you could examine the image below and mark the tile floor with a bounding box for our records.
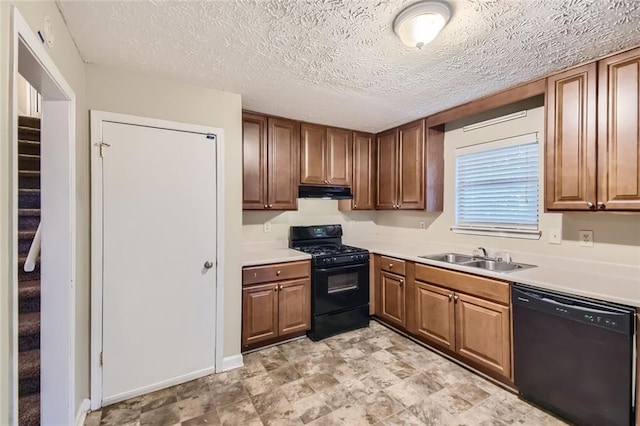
[85,321,567,426]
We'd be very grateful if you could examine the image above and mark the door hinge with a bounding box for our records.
[96,142,111,158]
[99,351,103,366]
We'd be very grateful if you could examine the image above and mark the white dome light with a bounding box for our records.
[393,1,451,49]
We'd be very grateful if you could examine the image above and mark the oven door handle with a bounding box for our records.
[315,263,368,274]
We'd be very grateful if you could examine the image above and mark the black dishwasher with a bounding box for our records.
[512,284,636,426]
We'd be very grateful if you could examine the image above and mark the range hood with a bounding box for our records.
[298,185,352,200]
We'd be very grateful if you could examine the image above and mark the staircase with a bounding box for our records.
[18,116,41,426]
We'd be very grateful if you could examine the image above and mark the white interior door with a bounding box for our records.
[101,121,217,403]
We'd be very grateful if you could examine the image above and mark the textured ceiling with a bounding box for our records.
[58,0,640,133]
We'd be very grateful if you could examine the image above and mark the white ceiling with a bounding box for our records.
[58,0,640,133]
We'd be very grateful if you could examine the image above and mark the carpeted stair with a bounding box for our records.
[18,115,41,426]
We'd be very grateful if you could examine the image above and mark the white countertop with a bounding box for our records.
[242,243,311,267]
[243,238,640,308]
[348,238,640,308]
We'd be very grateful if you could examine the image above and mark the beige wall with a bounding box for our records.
[0,1,89,423]
[244,103,640,266]
[376,104,640,265]
[243,199,376,243]
[85,65,243,361]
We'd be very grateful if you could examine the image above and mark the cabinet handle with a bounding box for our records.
[276,270,281,276]
[353,205,357,209]
[597,202,606,209]
[399,279,404,284]
[279,284,283,291]
[389,264,393,268]
[264,204,268,209]
[448,294,453,300]
[586,201,595,209]
[274,285,278,292]
[268,204,273,208]
[453,295,459,302]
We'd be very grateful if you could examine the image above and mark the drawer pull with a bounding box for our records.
[276,270,281,276]
[389,264,393,268]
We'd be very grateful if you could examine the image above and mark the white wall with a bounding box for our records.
[85,64,243,361]
[0,2,88,423]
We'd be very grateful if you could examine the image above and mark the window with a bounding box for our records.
[453,133,540,239]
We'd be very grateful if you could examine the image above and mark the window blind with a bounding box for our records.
[454,134,539,236]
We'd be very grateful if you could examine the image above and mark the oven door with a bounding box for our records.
[313,262,369,315]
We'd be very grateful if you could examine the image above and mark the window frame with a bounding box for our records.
[452,132,541,240]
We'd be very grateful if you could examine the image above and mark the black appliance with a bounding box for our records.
[298,185,352,200]
[289,224,369,341]
[512,284,636,426]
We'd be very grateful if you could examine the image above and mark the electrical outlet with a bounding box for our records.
[579,230,593,247]
[263,221,271,233]
[419,221,426,230]
[549,228,562,245]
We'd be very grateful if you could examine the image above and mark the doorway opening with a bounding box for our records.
[10,8,77,426]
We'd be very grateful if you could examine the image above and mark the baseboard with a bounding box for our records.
[102,366,216,407]
[74,399,91,426]
[221,354,243,372]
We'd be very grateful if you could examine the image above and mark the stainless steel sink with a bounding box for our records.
[419,253,536,273]
[419,253,474,263]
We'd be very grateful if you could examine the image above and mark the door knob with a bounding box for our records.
[204,261,214,269]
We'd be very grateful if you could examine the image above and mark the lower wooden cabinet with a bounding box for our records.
[375,258,513,383]
[455,293,511,379]
[242,261,311,350]
[278,279,311,336]
[242,283,279,346]
[414,281,455,351]
[380,271,405,328]
[411,272,512,381]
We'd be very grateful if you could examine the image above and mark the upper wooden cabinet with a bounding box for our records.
[376,120,444,211]
[300,124,352,186]
[242,113,299,210]
[546,47,640,212]
[340,132,375,211]
[598,48,640,210]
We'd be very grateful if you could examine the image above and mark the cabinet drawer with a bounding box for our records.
[414,264,509,305]
[243,261,310,286]
[380,256,406,275]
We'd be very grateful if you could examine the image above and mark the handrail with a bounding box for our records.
[24,221,41,272]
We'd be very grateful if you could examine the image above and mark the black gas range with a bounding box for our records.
[290,225,370,341]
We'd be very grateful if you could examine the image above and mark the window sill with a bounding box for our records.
[451,227,541,240]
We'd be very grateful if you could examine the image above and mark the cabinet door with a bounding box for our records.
[380,271,405,328]
[545,63,597,211]
[414,281,455,351]
[278,279,311,336]
[398,120,426,210]
[242,283,279,347]
[376,128,398,209]
[351,132,375,210]
[455,293,511,380]
[598,48,640,211]
[242,113,268,209]
[268,117,299,210]
[326,127,352,186]
[300,123,326,185]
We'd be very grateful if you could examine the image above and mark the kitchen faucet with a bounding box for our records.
[477,247,488,257]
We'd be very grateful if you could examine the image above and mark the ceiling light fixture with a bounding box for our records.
[393,1,451,49]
